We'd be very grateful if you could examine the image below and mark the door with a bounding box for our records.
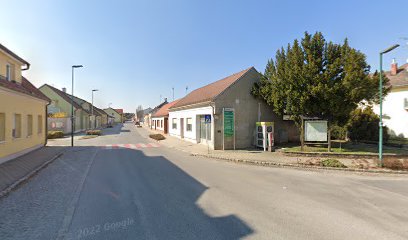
[199,116,211,143]
[164,118,168,134]
[180,118,184,138]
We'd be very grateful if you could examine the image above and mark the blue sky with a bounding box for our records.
[2,0,407,112]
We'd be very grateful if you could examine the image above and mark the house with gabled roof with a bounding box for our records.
[144,99,168,129]
[168,67,299,150]
[373,60,408,138]
[0,43,50,162]
[104,107,123,124]
[151,99,180,134]
[39,84,91,133]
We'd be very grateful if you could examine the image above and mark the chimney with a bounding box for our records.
[391,58,398,75]
[164,97,167,102]
[62,87,67,93]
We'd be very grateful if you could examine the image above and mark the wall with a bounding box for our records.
[168,105,214,148]
[48,117,71,134]
[104,108,121,123]
[214,68,299,150]
[0,87,47,162]
[0,50,23,83]
[373,86,408,138]
[151,117,165,131]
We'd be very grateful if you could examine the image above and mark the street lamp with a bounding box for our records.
[379,44,399,166]
[91,89,99,129]
[71,65,83,147]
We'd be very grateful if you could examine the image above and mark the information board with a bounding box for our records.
[305,120,328,142]
[223,108,234,137]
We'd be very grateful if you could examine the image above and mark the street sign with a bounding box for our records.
[205,114,211,123]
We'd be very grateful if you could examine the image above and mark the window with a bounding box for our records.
[186,118,192,131]
[38,115,43,134]
[27,115,33,137]
[172,118,177,129]
[0,113,5,142]
[6,64,11,81]
[13,114,21,138]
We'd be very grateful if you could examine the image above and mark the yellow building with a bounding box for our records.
[0,43,50,163]
[103,108,122,124]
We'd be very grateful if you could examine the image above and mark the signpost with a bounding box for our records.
[223,108,235,150]
[205,115,211,154]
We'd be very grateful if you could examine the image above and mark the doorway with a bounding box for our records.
[180,118,184,138]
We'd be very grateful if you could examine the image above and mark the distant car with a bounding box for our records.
[135,121,140,126]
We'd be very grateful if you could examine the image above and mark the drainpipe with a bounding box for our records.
[44,102,49,146]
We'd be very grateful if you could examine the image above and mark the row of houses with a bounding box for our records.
[0,43,125,163]
[38,84,124,134]
[144,63,408,149]
[145,67,299,150]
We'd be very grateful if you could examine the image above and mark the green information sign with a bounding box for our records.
[223,109,234,137]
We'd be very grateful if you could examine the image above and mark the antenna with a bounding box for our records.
[172,87,174,101]
[185,86,188,94]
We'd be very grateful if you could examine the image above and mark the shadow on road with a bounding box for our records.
[100,123,126,136]
[65,146,253,239]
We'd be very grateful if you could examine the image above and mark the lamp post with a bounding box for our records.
[379,44,399,166]
[91,89,98,129]
[71,65,83,147]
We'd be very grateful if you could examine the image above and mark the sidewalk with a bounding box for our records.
[0,146,66,197]
[138,126,407,174]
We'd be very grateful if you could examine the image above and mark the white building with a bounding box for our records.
[168,67,299,150]
[151,100,180,134]
[373,61,408,138]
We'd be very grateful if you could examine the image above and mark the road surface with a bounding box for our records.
[0,123,407,240]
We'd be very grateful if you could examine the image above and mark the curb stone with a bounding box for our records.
[0,151,65,198]
[190,153,408,175]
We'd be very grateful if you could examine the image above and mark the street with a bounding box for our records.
[1,123,407,240]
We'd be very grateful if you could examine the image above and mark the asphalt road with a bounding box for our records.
[1,123,408,240]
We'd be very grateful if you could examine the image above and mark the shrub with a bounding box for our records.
[47,131,64,139]
[348,107,389,142]
[86,130,102,135]
[321,159,347,168]
[149,134,165,141]
[383,158,406,170]
[331,125,347,140]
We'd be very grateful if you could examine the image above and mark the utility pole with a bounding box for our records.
[91,89,98,129]
[71,65,83,147]
[378,44,399,167]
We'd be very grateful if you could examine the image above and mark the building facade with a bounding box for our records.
[0,43,50,163]
[104,108,122,124]
[168,67,299,150]
[151,100,180,134]
[39,84,91,133]
[373,61,408,138]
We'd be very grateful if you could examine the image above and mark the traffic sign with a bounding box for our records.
[205,115,211,123]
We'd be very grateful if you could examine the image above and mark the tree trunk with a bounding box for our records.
[327,122,331,152]
[300,120,305,151]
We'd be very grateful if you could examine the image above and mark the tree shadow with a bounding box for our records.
[65,146,253,240]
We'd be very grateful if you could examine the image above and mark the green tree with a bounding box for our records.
[348,107,389,142]
[252,32,389,151]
